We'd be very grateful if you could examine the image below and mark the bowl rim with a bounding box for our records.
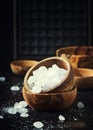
[56,45,93,56]
[10,59,39,66]
[22,85,77,96]
[24,56,72,93]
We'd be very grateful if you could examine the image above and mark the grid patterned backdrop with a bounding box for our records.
[14,0,90,60]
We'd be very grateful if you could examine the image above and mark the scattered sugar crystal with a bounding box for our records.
[18,107,28,114]
[14,101,27,111]
[33,121,44,129]
[14,102,28,113]
[58,115,65,121]
[20,113,29,117]
[7,107,17,114]
[14,102,21,109]
[74,118,77,121]
[27,64,67,93]
[0,77,5,81]
[5,100,28,117]
[0,115,4,119]
[10,85,20,91]
[77,101,85,109]
[18,101,28,108]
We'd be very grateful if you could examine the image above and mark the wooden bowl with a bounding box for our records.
[22,86,77,111]
[67,55,93,68]
[56,46,93,56]
[24,57,74,92]
[56,46,93,68]
[10,60,38,75]
[22,57,77,111]
[73,68,93,89]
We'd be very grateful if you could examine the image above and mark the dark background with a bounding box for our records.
[0,0,13,73]
[0,0,93,73]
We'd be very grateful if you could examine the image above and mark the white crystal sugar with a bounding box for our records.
[58,114,65,121]
[77,101,85,109]
[0,115,4,119]
[0,77,6,82]
[10,85,20,91]
[7,107,17,114]
[5,100,29,117]
[33,121,44,129]
[27,64,67,93]
[20,113,29,117]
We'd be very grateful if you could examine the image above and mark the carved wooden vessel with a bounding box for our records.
[10,60,38,75]
[22,57,77,111]
[56,46,93,68]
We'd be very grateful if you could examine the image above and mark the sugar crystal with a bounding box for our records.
[58,114,65,121]
[27,64,67,93]
[7,107,17,114]
[33,121,44,129]
[20,113,29,117]
[0,115,4,119]
[77,101,85,109]
[10,85,20,91]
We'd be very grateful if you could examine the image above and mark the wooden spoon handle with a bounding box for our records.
[72,68,93,90]
[77,77,93,90]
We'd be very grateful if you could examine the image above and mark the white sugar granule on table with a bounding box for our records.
[17,107,28,114]
[18,101,28,108]
[4,100,29,117]
[7,107,17,114]
[58,114,65,121]
[77,101,85,109]
[0,77,6,82]
[14,101,27,109]
[27,64,67,93]
[10,85,20,91]
[20,113,29,117]
[33,121,44,129]
[0,115,4,119]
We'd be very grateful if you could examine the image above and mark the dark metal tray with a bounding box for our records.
[0,73,93,130]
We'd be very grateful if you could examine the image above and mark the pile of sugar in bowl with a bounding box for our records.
[27,64,67,93]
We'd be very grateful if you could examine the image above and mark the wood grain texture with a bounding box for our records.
[56,46,93,68]
[10,60,38,75]
[22,57,77,110]
[56,46,93,56]
[22,86,77,111]
[73,68,93,90]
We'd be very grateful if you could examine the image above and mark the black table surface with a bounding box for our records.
[0,71,93,130]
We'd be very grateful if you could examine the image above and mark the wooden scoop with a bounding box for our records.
[10,60,38,75]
